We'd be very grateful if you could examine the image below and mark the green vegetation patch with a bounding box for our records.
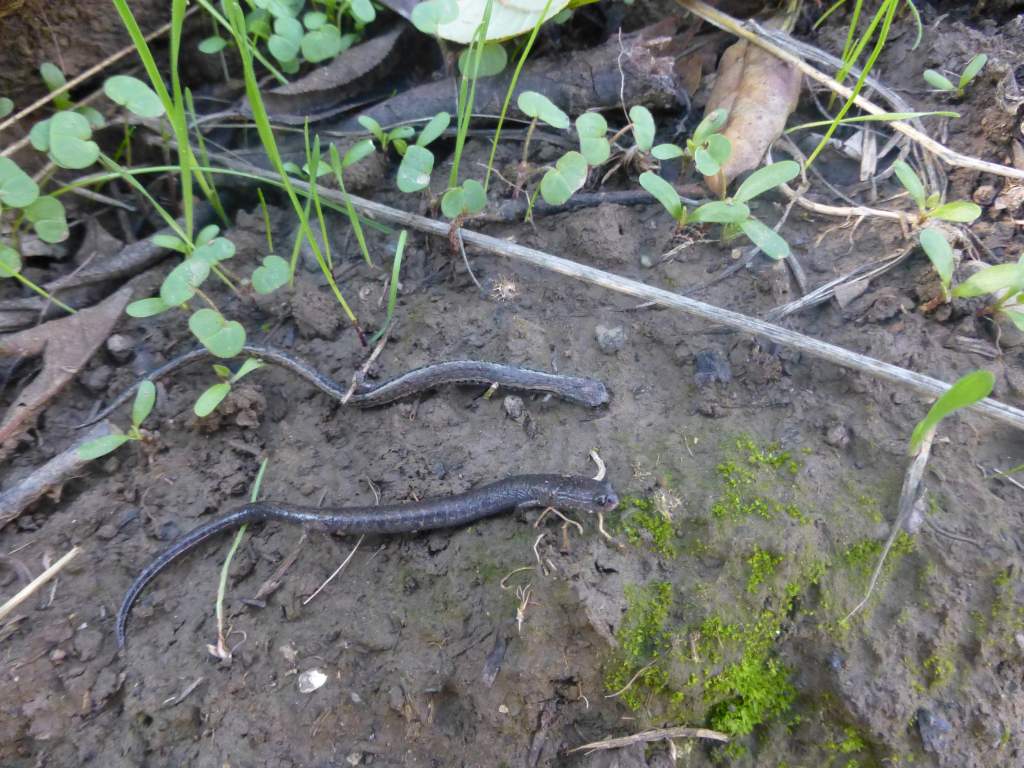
[619,496,678,557]
[710,436,806,522]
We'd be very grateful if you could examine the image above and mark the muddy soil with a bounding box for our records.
[2,4,1024,768]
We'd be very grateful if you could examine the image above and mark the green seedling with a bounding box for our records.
[410,0,458,35]
[924,53,987,98]
[910,370,993,453]
[78,381,157,460]
[371,230,407,343]
[395,111,451,194]
[358,115,416,154]
[575,112,610,165]
[952,253,1024,332]
[328,139,376,265]
[919,227,955,301]
[39,62,73,111]
[0,97,15,118]
[195,358,264,417]
[652,107,731,178]
[893,160,982,224]
[640,160,800,259]
[457,42,507,77]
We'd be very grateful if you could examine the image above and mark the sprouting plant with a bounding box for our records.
[78,381,157,459]
[639,160,800,259]
[328,138,376,266]
[575,112,611,166]
[892,160,982,224]
[393,111,451,193]
[195,358,264,416]
[924,53,987,98]
[39,62,73,111]
[358,116,417,155]
[918,227,955,301]
[653,107,731,180]
[952,253,1024,332]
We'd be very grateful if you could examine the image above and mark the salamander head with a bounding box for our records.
[541,476,619,515]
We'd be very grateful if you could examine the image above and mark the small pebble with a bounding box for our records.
[973,184,997,206]
[498,704,509,714]
[824,423,850,449]
[350,691,363,704]
[694,349,731,387]
[916,708,952,754]
[298,669,327,693]
[105,334,135,363]
[503,395,525,421]
[346,752,362,766]
[81,365,113,394]
[595,324,626,355]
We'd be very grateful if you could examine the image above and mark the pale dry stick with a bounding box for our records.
[209,155,1024,434]
[533,506,584,536]
[0,545,80,622]
[249,531,308,603]
[455,229,483,290]
[842,431,935,623]
[604,660,658,699]
[499,566,534,590]
[675,0,1024,182]
[162,677,205,707]
[590,449,606,481]
[0,8,199,142]
[303,534,364,606]
[568,725,730,755]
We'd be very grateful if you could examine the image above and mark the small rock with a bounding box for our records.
[350,691,363,704]
[346,751,363,765]
[73,628,104,662]
[973,184,997,206]
[106,334,135,363]
[498,704,509,714]
[917,708,952,754]
[387,685,406,715]
[824,422,850,449]
[49,648,66,663]
[503,395,525,421]
[825,649,845,672]
[595,324,626,355]
[279,643,298,663]
[694,349,731,387]
[80,365,113,394]
[298,669,328,693]
[992,315,1024,348]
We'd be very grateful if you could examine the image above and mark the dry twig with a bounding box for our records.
[568,725,729,755]
[0,545,80,622]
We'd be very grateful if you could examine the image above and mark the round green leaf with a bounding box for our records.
[160,258,211,306]
[693,108,728,145]
[576,112,610,165]
[47,111,99,169]
[301,26,343,62]
[416,111,451,148]
[0,97,13,118]
[189,308,246,358]
[29,119,51,152]
[652,143,684,160]
[196,224,220,246]
[928,200,982,223]
[199,36,228,54]
[462,179,487,214]
[126,296,171,317]
[213,364,232,379]
[539,151,588,206]
[740,217,790,259]
[78,433,131,461]
[192,237,236,264]
[269,16,302,62]
[705,133,732,165]
[923,69,955,92]
[691,200,750,224]
[0,244,22,277]
[629,105,655,151]
[252,253,290,294]
[638,171,682,221]
[254,0,304,19]
[24,195,68,243]
[733,160,800,204]
[441,186,467,219]
[458,43,507,78]
[39,62,67,93]
[132,380,156,427]
[349,0,376,24]
[952,263,1024,298]
[694,146,722,177]
[0,156,39,208]
[909,370,994,452]
[517,91,569,130]
[411,0,459,36]
[103,75,165,118]
[76,106,106,129]
[396,145,435,193]
[303,10,327,28]
[194,382,232,417]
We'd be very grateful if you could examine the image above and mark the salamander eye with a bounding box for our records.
[595,494,610,507]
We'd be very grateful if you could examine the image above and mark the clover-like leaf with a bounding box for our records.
[126,296,171,317]
[458,43,507,78]
[0,156,39,208]
[576,112,609,165]
[928,200,981,223]
[923,69,955,92]
[199,36,228,54]
[629,105,655,152]
[517,91,569,130]
[893,160,926,210]
[269,16,303,62]
[132,380,156,428]
[540,151,588,206]
[396,144,435,193]
[638,171,683,222]
[0,97,13,118]
[40,62,71,109]
[76,106,106,129]
[411,0,459,35]
[194,382,232,418]
[78,433,132,460]
[254,0,303,19]
[29,119,51,152]
[301,25,343,62]
[952,262,1024,298]
[103,75,165,118]
[652,143,685,160]
[441,180,487,218]
[189,308,246,359]
[694,146,722,177]
[690,200,750,224]
[252,254,290,294]
[304,10,327,28]
[192,237,236,264]
[350,0,376,23]
[733,160,800,204]
[909,370,994,452]
[24,195,68,243]
[47,111,100,169]
[160,258,211,306]
[196,224,220,247]
[740,217,790,259]
[417,111,451,147]
[692,108,728,146]
[919,227,954,298]
[0,244,22,277]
